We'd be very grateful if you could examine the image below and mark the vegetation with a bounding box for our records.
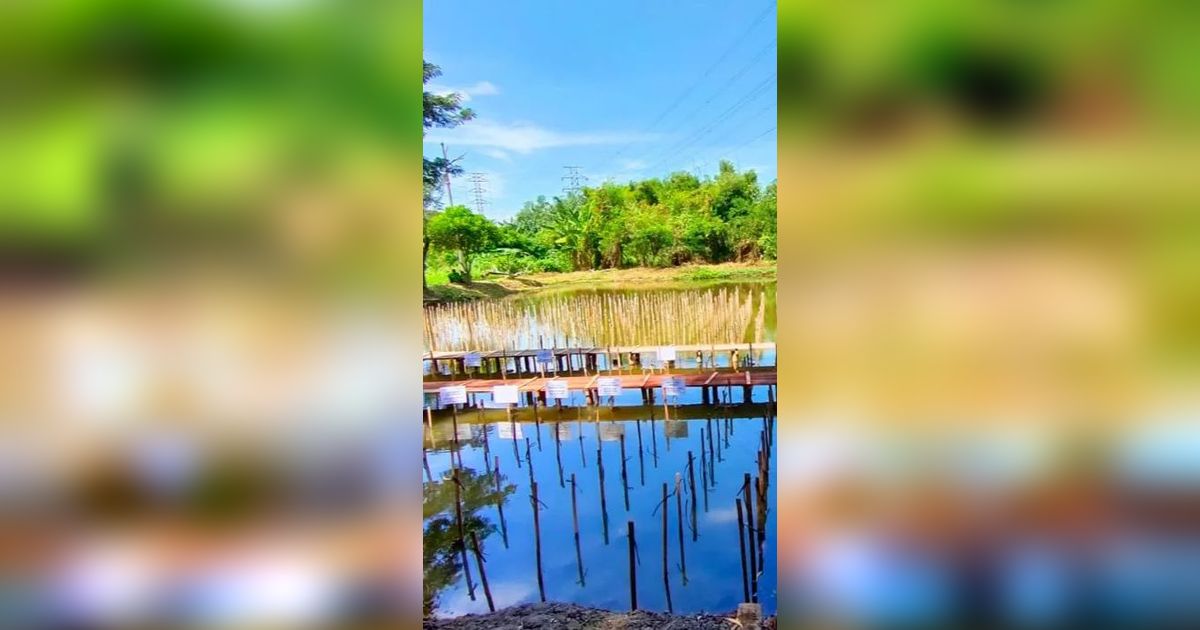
[423,61,476,289]
[425,161,777,286]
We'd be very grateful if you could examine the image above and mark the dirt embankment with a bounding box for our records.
[424,603,775,630]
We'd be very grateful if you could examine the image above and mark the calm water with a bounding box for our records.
[422,387,777,617]
[425,281,776,352]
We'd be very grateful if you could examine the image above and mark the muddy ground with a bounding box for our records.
[424,602,775,629]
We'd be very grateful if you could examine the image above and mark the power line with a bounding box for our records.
[592,1,776,171]
[468,172,489,214]
[640,73,776,175]
[562,166,587,196]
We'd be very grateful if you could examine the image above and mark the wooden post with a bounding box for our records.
[555,422,564,488]
[469,531,495,612]
[481,424,491,477]
[662,482,673,613]
[597,439,609,545]
[452,469,477,600]
[619,432,630,511]
[687,452,698,540]
[572,473,585,586]
[736,498,750,603]
[531,481,546,602]
[675,473,687,583]
[627,521,638,611]
[425,406,436,449]
[525,438,535,489]
[422,449,433,483]
[450,404,461,470]
[708,417,717,467]
[578,418,587,468]
[635,420,645,486]
[493,456,508,548]
[700,435,709,512]
[743,472,757,602]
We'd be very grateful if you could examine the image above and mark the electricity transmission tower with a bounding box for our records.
[562,166,587,196]
[468,172,489,213]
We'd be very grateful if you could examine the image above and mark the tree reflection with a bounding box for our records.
[422,466,515,615]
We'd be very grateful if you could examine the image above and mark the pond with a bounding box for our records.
[424,281,776,352]
[422,388,778,618]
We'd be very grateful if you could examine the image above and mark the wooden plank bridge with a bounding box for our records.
[423,342,775,380]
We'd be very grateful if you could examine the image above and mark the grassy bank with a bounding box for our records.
[423,262,775,303]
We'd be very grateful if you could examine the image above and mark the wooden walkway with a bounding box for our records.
[422,367,776,395]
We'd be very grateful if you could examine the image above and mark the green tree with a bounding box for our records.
[423,61,475,289]
[425,205,498,283]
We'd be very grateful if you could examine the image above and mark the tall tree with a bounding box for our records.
[425,205,498,284]
[423,61,475,289]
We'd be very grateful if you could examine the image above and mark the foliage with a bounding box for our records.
[425,162,777,285]
[425,205,499,283]
[422,61,474,210]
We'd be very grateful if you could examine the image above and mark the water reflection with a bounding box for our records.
[422,393,777,618]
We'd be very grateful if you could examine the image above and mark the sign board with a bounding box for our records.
[464,352,482,368]
[663,376,686,397]
[492,384,519,405]
[597,376,622,398]
[659,346,677,362]
[536,349,553,365]
[438,385,467,406]
[546,379,570,400]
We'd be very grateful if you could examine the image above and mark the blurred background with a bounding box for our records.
[1,0,424,627]
[777,0,1200,627]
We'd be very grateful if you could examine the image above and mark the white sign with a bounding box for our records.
[546,379,570,400]
[663,376,686,397]
[659,346,677,362]
[599,423,626,441]
[536,349,553,364]
[492,384,519,405]
[497,422,523,440]
[597,376,622,398]
[438,385,467,406]
[464,352,482,368]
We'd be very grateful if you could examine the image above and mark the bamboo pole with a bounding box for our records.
[627,521,638,611]
[687,452,698,536]
[597,438,609,545]
[469,531,495,612]
[661,482,673,614]
[493,456,508,548]
[555,421,564,488]
[619,432,630,511]
[743,472,757,602]
[675,473,687,584]
[736,498,750,603]
[531,481,546,602]
[452,469,476,601]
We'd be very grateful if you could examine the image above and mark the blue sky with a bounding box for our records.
[424,1,777,220]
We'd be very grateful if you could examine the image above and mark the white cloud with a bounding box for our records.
[620,159,648,171]
[426,81,500,102]
[479,148,511,161]
[427,120,658,154]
